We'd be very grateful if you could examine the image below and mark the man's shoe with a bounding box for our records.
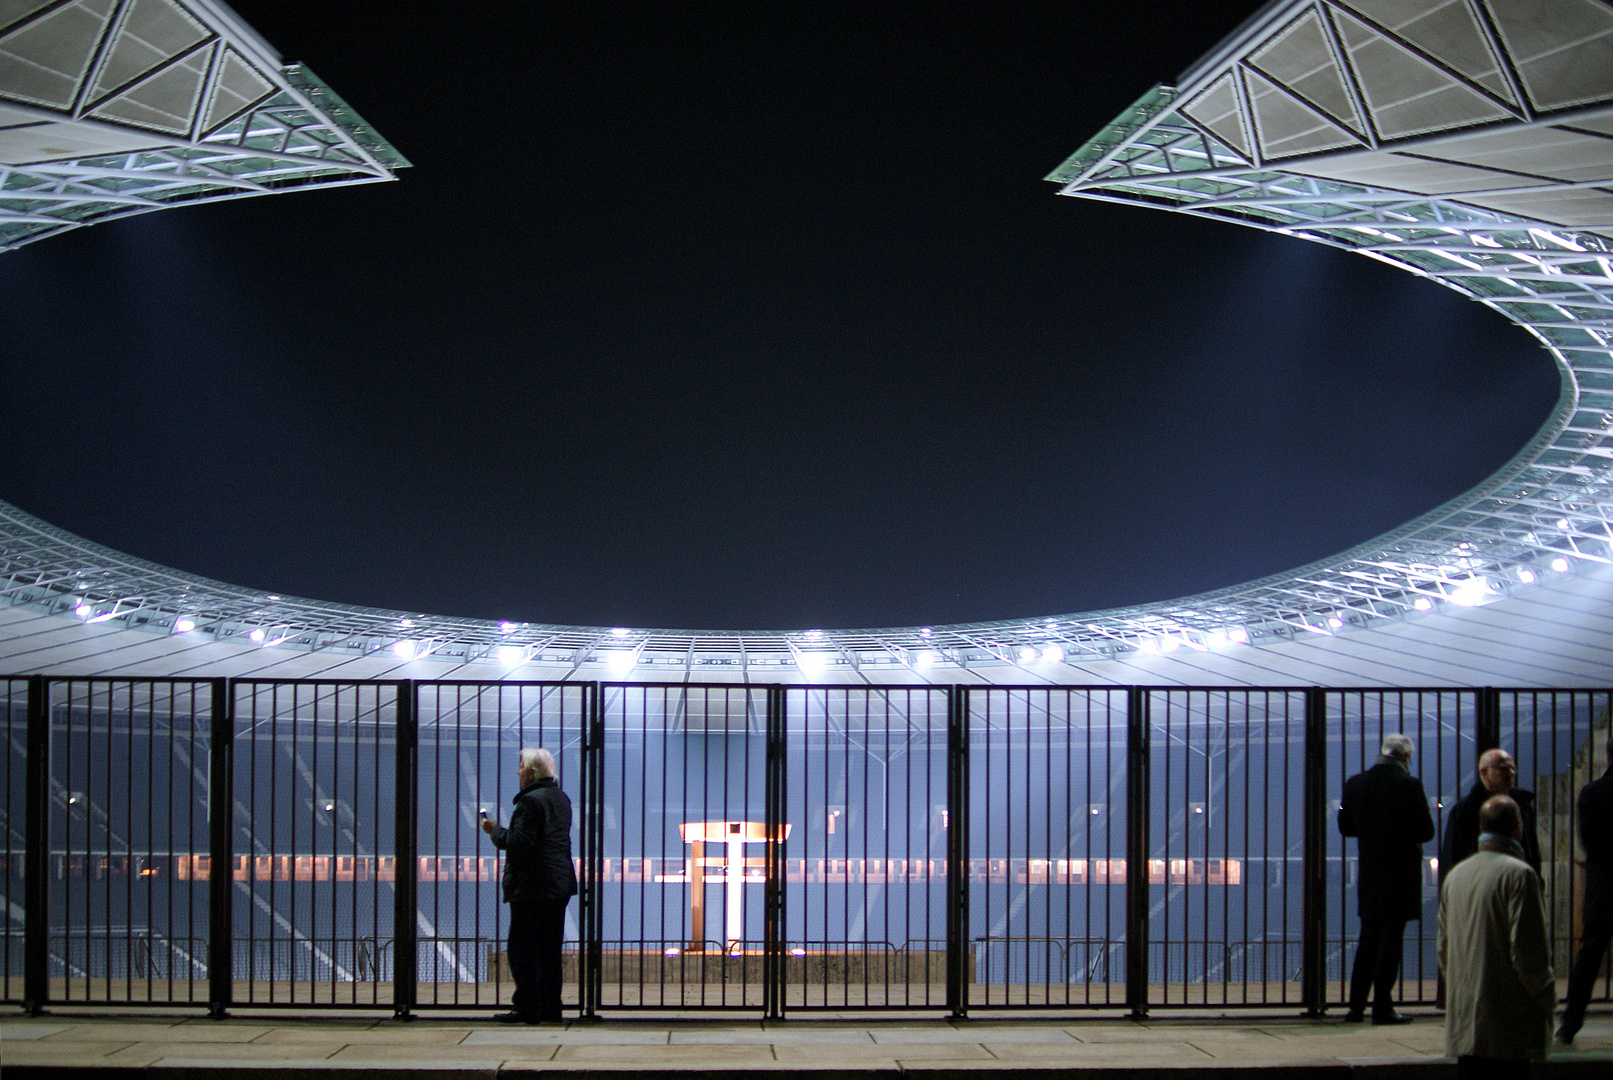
[492,1011,537,1024]
[1371,1012,1414,1025]
[1554,1024,1577,1047]
[1343,1010,1365,1023]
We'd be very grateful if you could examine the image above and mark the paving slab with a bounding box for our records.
[253,1028,475,1046]
[0,1023,72,1040]
[551,1043,777,1063]
[873,1028,1076,1044]
[773,1044,995,1063]
[671,1029,873,1044]
[463,1028,669,1045]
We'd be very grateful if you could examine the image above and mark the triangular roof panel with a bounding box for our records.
[0,0,115,110]
[1485,0,1613,111]
[1248,9,1365,137]
[1335,7,1511,139]
[201,47,271,133]
[1244,67,1362,159]
[1182,72,1252,159]
[89,46,207,135]
[1342,0,1517,105]
[87,0,208,104]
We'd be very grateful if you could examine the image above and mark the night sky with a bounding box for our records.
[0,2,1561,631]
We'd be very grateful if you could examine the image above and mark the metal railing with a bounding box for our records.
[0,678,1607,1019]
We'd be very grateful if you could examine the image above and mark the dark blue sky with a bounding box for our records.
[0,2,1560,630]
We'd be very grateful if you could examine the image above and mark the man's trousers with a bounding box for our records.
[1349,915,1408,1018]
[507,898,570,1020]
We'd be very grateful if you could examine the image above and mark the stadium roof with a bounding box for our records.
[2,0,1613,686]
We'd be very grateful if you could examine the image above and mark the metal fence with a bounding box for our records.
[1,678,1608,1019]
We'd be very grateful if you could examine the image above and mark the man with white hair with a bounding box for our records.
[480,747,577,1023]
[1338,733,1435,1024]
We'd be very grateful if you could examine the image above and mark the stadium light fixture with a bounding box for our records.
[1043,644,1065,663]
[915,650,936,669]
[496,645,524,667]
[499,621,517,634]
[1206,630,1228,649]
[1450,578,1489,607]
[611,627,629,638]
[249,628,266,644]
[1517,568,1535,584]
[1552,557,1570,572]
[1018,646,1038,663]
[393,640,417,659]
[797,652,827,675]
[1228,628,1248,644]
[74,604,91,618]
[175,618,195,633]
[1414,598,1432,611]
[606,650,637,672]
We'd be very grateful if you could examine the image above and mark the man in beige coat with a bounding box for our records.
[1437,795,1555,1080]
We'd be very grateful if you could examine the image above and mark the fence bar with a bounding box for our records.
[946,686,968,1018]
[1302,688,1327,1016]
[580,682,603,1019]
[22,675,48,1015]
[1477,687,1500,755]
[208,679,234,1018]
[763,685,786,1019]
[393,681,418,1018]
[1125,685,1149,1019]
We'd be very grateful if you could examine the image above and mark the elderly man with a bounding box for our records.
[1338,733,1435,1024]
[480,747,577,1024]
[1441,748,1540,883]
[1439,795,1554,1080]
[1558,736,1613,1045]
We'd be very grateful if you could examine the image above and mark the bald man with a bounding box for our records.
[1441,748,1540,886]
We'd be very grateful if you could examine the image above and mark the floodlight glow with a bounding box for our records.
[611,627,629,638]
[1328,617,1344,628]
[664,946,680,956]
[606,650,637,672]
[1137,638,1159,654]
[1043,644,1065,663]
[1206,631,1228,649]
[919,627,931,638]
[496,645,524,667]
[1450,578,1489,607]
[790,947,807,956]
[797,652,827,674]
[1552,557,1570,572]
[74,604,91,618]
[401,618,414,627]
[1414,598,1432,611]
[1557,519,1571,530]
[805,629,823,639]
[249,628,266,644]
[1518,568,1535,584]
[499,621,517,634]
[393,640,417,659]
[915,650,936,669]
[1160,637,1180,654]
[175,618,195,633]
[1228,628,1248,644]
[1018,646,1038,663]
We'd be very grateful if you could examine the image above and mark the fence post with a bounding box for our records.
[579,682,603,1020]
[1125,685,1150,1020]
[1302,687,1328,1017]
[392,681,418,1019]
[207,678,234,1019]
[946,685,969,1019]
[1476,687,1501,755]
[22,675,48,1016]
[763,685,787,1020]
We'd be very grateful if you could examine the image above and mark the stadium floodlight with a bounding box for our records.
[1137,638,1159,654]
[74,604,91,618]
[606,650,637,672]
[393,640,417,659]
[249,629,266,644]
[1552,557,1570,573]
[919,628,931,638]
[1450,578,1489,608]
[499,621,518,634]
[1228,628,1248,644]
[915,650,936,669]
[797,652,828,675]
[496,645,525,667]
[175,618,196,633]
[1043,644,1065,663]
[1205,630,1229,649]
[1018,646,1038,663]
[1518,569,1536,584]
[1328,617,1344,628]
[1414,598,1433,612]
[1557,519,1571,531]
[611,627,629,638]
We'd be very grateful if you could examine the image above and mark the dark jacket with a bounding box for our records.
[1580,765,1613,925]
[490,776,578,906]
[1339,755,1436,921]
[1440,782,1540,886]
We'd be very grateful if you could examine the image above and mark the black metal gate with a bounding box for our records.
[2,677,1608,1018]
